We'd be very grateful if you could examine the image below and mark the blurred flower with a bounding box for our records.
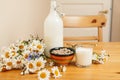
[2,48,11,59]
[27,60,37,73]
[13,57,23,69]
[35,57,46,70]
[51,66,62,79]
[38,69,50,80]
[5,59,14,70]
[29,39,45,53]
[23,50,30,59]
[92,50,109,64]
[0,65,7,72]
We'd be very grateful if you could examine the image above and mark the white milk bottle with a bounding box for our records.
[44,0,63,57]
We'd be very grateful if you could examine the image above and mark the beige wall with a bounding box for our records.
[0,0,49,48]
[111,0,120,41]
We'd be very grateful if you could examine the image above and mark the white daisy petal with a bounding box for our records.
[62,66,67,72]
[27,60,37,73]
[35,57,46,70]
[51,66,62,79]
[5,59,14,70]
[38,69,50,80]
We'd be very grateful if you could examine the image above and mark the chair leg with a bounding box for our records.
[98,26,103,42]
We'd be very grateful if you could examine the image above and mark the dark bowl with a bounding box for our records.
[50,47,75,65]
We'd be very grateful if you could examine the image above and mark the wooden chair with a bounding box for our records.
[63,14,106,42]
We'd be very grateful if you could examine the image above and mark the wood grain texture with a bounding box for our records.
[63,15,106,42]
[0,42,120,80]
[62,15,106,28]
[64,36,98,41]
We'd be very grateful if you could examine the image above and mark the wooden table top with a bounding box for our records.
[0,42,120,80]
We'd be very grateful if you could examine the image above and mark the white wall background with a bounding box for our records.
[0,0,49,48]
[0,0,112,49]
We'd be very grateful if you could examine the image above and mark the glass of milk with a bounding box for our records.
[75,47,93,67]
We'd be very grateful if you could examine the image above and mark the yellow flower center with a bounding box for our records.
[29,48,32,51]
[12,47,15,50]
[2,67,7,72]
[28,63,34,69]
[36,62,42,67]
[103,58,106,62]
[24,54,28,59]
[5,52,10,58]
[7,62,12,66]
[40,72,46,79]
[16,61,21,64]
[55,70,59,76]
[37,45,42,49]
[19,45,24,49]
[34,50,39,53]
[12,51,16,56]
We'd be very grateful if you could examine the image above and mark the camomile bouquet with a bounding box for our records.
[0,35,47,74]
[0,35,67,80]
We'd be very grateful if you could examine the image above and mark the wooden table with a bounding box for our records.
[0,42,120,80]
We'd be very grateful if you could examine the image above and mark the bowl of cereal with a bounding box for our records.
[50,47,75,65]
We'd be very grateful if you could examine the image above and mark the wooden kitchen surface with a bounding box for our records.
[0,42,120,80]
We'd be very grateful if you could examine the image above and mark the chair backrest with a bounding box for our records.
[63,15,106,42]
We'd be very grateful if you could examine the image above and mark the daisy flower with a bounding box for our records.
[9,43,19,53]
[99,50,109,63]
[27,60,37,73]
[35,57,46,70]
[38,69,50,80]
[2,47,18,59]
[5,59,15,70]
[51,66,62,79]
[36,42,45,53]
[29,39,45,53]
[10,50,17,57]
[92,53,98,60]
[13,57,23,69]
[0,64,7,72]
[17,41,25,50]
[92,50,109,64]
[2,48,11,59]
[23,50,30,59]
